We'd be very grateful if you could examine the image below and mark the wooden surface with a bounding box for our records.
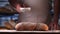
[0,30,59,33]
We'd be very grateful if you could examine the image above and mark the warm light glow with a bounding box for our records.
[20,7,31,12]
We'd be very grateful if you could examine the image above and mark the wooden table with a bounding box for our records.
[0,30,60,34]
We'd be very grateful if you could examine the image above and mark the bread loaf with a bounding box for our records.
[15,22,36,31]
[15,22,48,31]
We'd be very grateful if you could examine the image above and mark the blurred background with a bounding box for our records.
[0,0,59,30]
[0,0,19,26]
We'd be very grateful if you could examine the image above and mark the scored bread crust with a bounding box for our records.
[15,22,48,31]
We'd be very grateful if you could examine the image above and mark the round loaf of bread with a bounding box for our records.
[15,22,37,31]
[15,22,48,31]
